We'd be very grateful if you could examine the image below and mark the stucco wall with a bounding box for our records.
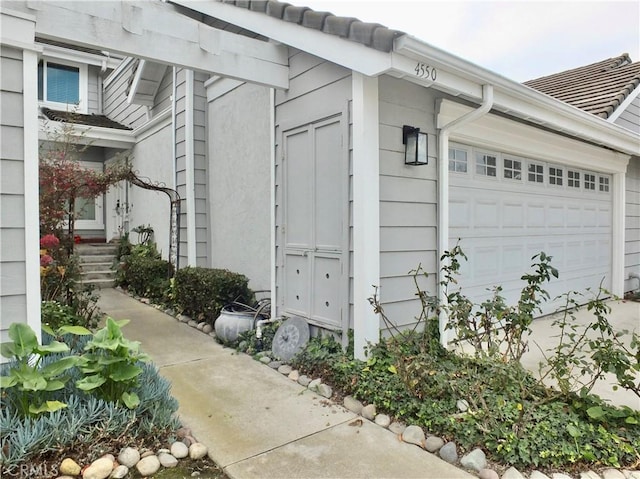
[207,82,271,290]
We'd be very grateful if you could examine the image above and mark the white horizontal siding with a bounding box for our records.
[614,96,640,134]
[103,60,146,128]
[625,156,640,292]
[87,65,100,114]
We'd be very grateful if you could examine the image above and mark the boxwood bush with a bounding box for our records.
[174,267,254,324]
[116,242,172,302]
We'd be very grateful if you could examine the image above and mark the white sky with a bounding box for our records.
[289,0,640,82]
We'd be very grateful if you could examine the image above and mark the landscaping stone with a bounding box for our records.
[203,324,213,334]
[158,452,178,468]
[288,369,300,381]
[308,378,322,391]
[344,392,362,410]
[479,469,500,479]
[460,448,486,472]
[268,361,282,369]
[189,443,208,460]
[456,399,470,412]
[171,441,189,459]
[622,471,640,479]
[208,332,217,338]
[278,364,292,375]
[140,450,155,458]
[602,470,627,479]
[438,441,458,463]
[60,458,81,476]
[176,427,192,438]
[317,383,333,398]
[188,320,198,328]
[401,425,425,448]
[136,455,160,476]
[297,375,312,387]
[551,474,574,479]
[530,471,551,479]
[197,322,205,330]
[501,467,526,479]
[158,448,170,454]
[361,404,376,420]
[178,314,190,323]
[117,447,140,468]
[82,457,113,479]
[259,356,272,364]
[374,413,391,428]
[110,465,129,479]
[388,421,406,435]
[140,298,150,304]
[424,436,444,453]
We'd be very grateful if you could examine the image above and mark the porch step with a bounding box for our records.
[76,243,118,289]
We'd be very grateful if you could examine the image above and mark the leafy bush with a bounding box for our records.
[116,242,172,301]
[174,267,254,324]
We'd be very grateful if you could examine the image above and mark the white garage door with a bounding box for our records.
[448,144,613,314]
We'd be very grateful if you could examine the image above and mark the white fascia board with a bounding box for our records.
[0,7,36,46]
[169,0,392,76]
[26,0,289,89]
[395,36,640,156]
[37,42,120,69]
[39,119,135,149]
[438,100,630,174]
[103,57,136,89]
[133,107,171,142]
[607,83,640,123]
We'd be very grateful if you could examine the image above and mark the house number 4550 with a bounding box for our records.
[414,63,437,81]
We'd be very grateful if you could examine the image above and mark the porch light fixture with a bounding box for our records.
[403,125,428,166]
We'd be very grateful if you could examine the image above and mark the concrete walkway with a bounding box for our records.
[97,288,475,479]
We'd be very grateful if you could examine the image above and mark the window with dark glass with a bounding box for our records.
[37,60,80,105]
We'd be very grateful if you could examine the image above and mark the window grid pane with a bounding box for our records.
[568,170,580,188]
[599,176,610,192]
[549,167,563,186]
[448,148,468,172]
[584,173,596,190]
[503,158,522,180]
[476,153,497,177]
[528,163,543,183]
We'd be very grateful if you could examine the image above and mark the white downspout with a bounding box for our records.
[185,69,197,266]
[438,84,494,346]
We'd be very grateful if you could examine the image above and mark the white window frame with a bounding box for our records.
[584,172,596,191]
[475,150,498,178]
[599,176,610,193]
[549,166,564,186]
[448,146,469,173]
[527,162,544,184]
[567,170,581,189]
[38,56,88,113]
[503,156,523,181]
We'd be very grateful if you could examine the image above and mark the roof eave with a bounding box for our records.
[39,119,135,149]
[394,36,640,156]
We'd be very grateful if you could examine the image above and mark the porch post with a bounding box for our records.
[352,72,380,360]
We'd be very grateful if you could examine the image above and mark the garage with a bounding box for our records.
[448,142,613,314]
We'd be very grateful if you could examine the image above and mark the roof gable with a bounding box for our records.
[524,54,640,119]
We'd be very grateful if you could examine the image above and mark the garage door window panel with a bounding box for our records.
[528,163,544,183]
[449,147,469,173]
[584,173,596,191]
[599,176,610,193]
[476,152,497,177]
[549,167,564,186]
[503,158,522,180]
[568,170,580,188]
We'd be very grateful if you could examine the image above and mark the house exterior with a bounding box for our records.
[1,1,638,358]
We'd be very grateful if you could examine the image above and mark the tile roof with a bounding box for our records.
[41,108,133,130]
[216,0,405,52]
[524,54,640,119]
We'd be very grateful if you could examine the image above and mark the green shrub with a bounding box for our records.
[41,301,84,330]
[174,267,254,324]
[118,255,172,300]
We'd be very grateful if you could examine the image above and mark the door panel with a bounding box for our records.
[281,116,346,330]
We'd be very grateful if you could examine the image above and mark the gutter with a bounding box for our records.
[437,84,494,346]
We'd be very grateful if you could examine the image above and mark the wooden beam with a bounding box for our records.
[25,0,289,89]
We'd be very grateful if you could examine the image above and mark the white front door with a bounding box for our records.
[281,116,348,330]
[74,161,104,232]
[449,144,613,314]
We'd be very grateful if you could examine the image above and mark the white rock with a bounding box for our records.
[344,395,363,414]
[460,448,487,472]
[203,324,213,334]
[622,471,640,479]
[425,436,444,452]
[456,399,470,412]
[551,474,573,479]
[401,425,425,447]
[602,470,627,479]
[317,383,333,398]
[479,469,500,479]
[158,452,178,468]
[278,364,292,375]
[189,443,208,460]
[361,404,376,420]
[531,471,551,479]
[136,455,160,476]
[388,421,406,435]
[501,467,525,479]
[110,465,129,479]
[171,441,189,459]
[82,457,114,479]
[374,414,391,428]
[117,447,140,468]
[288,370,300,381]
[308,378,322,391]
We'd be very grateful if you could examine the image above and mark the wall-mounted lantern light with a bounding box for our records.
[403,125,428,166]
